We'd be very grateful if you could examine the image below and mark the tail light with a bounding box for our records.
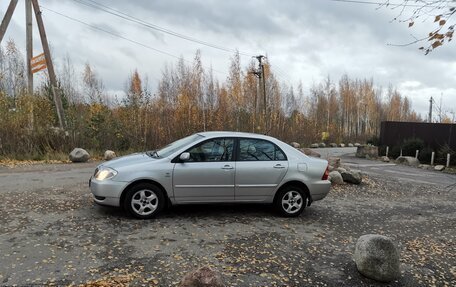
[322,165,330,180]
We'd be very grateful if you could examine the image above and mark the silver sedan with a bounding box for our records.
[89,132,331,218]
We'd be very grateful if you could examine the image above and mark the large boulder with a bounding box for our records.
[341,170,362,184]
[290,142,300,148]
[339,143,346,147]
[381,156,390,162]
[354,234,400,282]
[179,266,225,287]
[356,146,379,159]
[329,171,344,184]
[310,143,319,148]
[104,150,117,161]
[396,156,420,167]
[69,148,90,163]
[318,142,326,148]
[327,157,341,169]
[336,167,347,173]
[434,165,445,171]
[348,143,354,147]
[329,143,338,147]
[354,143,361,147]
[299,148,321,158]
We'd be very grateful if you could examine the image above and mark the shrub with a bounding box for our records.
[401,138,425,157]
[366,136,380,146]
[436,144,456,166]
[418,147,433,164]
[390,145,402,159]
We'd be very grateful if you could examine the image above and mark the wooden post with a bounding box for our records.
[415,150,419,159]
[386,146,389,157]
[431,151,435,165]
[31,0,66,129]
[447,153,451,168]
[0,0,18,43]
[26,0,33,93]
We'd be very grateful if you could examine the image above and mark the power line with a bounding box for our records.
[72,0,298,86]
[40,6,228,76]
[70,0,254,57]
[70,0,299,90]
[326,0,449,8]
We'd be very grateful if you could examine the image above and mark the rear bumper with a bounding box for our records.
[309,180,331,201]
[89,177,128,207]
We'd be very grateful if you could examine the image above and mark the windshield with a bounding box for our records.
[151,134,204,158]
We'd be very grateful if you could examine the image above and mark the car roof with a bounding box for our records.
[197,131,278,141]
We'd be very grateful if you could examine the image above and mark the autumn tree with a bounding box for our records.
[383,0,455,54]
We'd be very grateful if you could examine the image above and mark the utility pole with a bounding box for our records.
[26,0,33,93]
[249,63,260,132]
[31,0,66,129]
[0,0,66,129]
[0,0,18,42]
[429,96,433,123]
[252,55,267,133]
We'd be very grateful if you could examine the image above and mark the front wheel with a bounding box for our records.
[275,186,307,217]
[123,183,165,219]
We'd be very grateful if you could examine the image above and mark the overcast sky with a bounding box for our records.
[2,0,455,120]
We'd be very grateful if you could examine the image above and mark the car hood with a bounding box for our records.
[100,153,156,169]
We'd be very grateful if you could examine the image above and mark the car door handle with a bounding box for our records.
[273,164,285,169]
[221,165,234,170]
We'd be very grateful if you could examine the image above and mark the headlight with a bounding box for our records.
[94,167,118,180]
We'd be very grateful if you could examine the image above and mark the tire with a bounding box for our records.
[275,186,307,217]
[123,183,165,219]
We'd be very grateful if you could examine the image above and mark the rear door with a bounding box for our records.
[234,138,288,201]
[173,137,235,202]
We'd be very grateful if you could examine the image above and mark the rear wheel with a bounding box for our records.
[275,186,307,217]
[123,183,165,219]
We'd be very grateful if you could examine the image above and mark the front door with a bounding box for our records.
[173,138,235,202]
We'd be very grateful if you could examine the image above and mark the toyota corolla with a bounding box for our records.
[89,131,330,218]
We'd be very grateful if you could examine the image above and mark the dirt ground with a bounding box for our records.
[0,162,455,286]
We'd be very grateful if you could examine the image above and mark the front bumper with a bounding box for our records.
[89,177,128,207]
[309,180,331,201]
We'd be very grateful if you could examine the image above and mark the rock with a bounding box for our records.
[354,234,400,282]
[69,148,90,163]
[310,143,319,148]
[336,167,347,173]
[327,157,341,169]
[434,165,445,171]
[382,156,390,162]
[348,143,354,147]
[354,143,361,147]
[419,164,431,170]
[104,150,116,161]
[299,148,321,158]
[341,170,362,184]
[396,156,420,167]
[290,142,300,148]
[328,165,334,172]
[179,266,225,287]
[318,142,326,148]
[329,171,344,184]
[329,143,338,147]
[339,143,345,147]
[356,146,379,159]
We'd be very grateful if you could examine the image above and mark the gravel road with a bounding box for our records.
[0,161,455,286]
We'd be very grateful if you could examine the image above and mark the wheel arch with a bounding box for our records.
[120,179,170,208]
[274,180,311,206]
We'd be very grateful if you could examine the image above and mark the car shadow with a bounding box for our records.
[163,203,276,219]
[91,202,278,220]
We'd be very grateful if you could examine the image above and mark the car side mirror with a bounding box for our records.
[179,152,190,162]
